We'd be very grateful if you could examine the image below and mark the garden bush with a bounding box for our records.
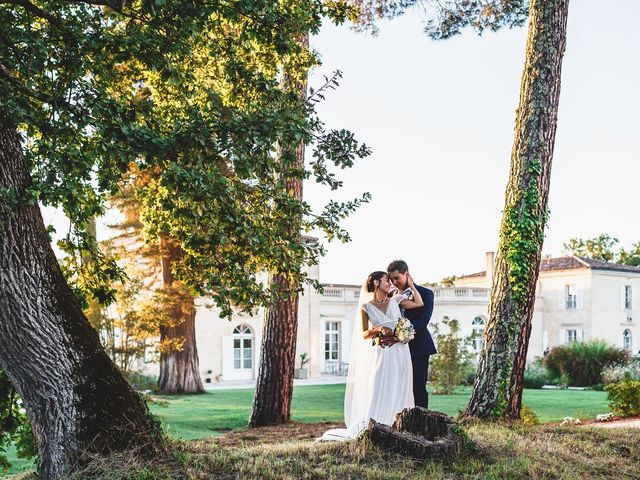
[543,340,629,387]
[605,381,640,417]
[126,372,159,393]
[523,358,552,389]
[430,317,476,394]
[602,355,640,384]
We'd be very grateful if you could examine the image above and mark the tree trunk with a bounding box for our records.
[464,0,570,420]
[365,408,462,458]
[157,235,204,394]
[0,129,161,479]
[248,33,308,428]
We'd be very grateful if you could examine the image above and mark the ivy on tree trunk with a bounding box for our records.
[465,0,570,420]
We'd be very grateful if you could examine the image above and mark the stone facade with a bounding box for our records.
[141,253,640,384]
[454,254,640,360]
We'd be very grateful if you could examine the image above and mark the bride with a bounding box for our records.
[319,270,423,441]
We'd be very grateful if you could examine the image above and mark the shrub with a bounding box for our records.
[523,358,552,389]
[0,368,37,471]
[602,355,640,384]
[520,403,539,425]
[605,381,640,417]
[430,317,476,394]
[126,372,159,393]
[543,340,629,387]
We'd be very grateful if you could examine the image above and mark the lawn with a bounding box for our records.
[2,385,611,477]
[149,384,611,440]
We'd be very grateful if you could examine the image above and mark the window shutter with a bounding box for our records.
[559,328,566,344]
[577,329,584,342]
[576,289,584,310]
[620,285,626,310]
[221,336,233,380]
[558,289,566,310]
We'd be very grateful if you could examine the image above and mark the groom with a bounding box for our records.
[386,260,436,409]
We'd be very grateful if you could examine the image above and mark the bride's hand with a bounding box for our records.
[378,326,393,336]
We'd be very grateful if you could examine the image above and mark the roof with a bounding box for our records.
[458,255,640,278]
[458,271,486,279]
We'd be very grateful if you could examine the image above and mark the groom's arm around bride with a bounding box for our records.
[387,260,437,409]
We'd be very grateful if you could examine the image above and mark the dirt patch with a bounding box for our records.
[583,417,640,429]
[214,421,343,447]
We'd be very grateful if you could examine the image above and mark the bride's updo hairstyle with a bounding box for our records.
[366,271,387,293]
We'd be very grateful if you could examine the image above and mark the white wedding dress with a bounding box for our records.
[319,293,414,441]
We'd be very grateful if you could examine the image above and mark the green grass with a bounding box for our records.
[2,385,612,477]
[149,385,610,440]
[65,423,640,480]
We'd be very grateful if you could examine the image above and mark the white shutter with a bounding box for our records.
[221,336,234,380]
[577,329,584,342]
[633,286,637,311]
[558,289,566,310]
[576,289,584,310]
[559,328,566,344]
[620,285,627,310]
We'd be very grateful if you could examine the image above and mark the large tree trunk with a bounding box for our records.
[157,235,204,394]
[464,0,570,420]
[248,33,308,428]
[0,129,161,479]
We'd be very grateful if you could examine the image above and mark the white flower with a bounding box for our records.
[560,416,581,426]
[596,413,614,422]
[394,317,415,344]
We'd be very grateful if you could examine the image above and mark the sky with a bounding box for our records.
[302,0,640,285]
[42,1,640,286]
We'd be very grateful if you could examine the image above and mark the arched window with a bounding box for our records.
[472,316,485,351]
[623,329,632,352]
[233,325,253,370]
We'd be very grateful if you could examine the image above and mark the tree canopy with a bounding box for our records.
[564,234,640,266]
[0,0,370,318]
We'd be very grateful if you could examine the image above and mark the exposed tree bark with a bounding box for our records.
[365,408,462,458]
[248,33,308,428]
[465,0,570,419]
[0,129,161,480]
[157,235,204,394]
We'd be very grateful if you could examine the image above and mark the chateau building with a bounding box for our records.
[141,253,640,384]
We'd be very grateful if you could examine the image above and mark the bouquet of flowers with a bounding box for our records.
[372,317,415,346]
[394,317,415,344]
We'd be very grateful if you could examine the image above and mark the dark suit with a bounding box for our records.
[403,285,436,408]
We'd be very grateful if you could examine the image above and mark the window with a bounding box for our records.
[324,321,340,363]
[471,316,485,351]
[624,285,633,310]
[623,329,632,352]
[233,325,253,370]
[565,285,577,309]
[566,329,577,343]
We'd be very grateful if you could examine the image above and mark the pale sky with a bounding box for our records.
[43,1,640,286]
[304,0,640,285]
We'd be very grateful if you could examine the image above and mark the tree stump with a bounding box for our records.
[365,408,462,458]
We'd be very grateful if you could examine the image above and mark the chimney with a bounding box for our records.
[486,251,495,288]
